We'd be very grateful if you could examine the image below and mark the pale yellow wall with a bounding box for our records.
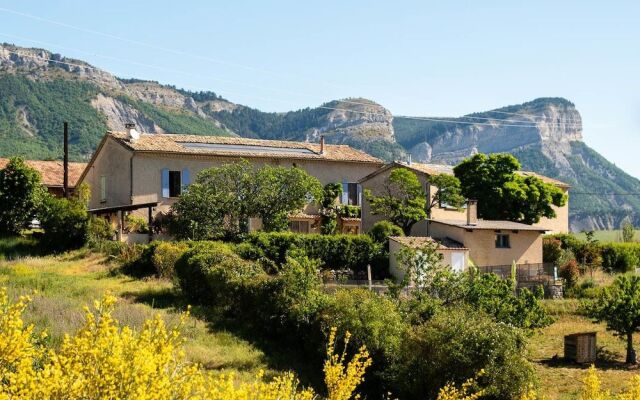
[388,238,469,283]
[427,221,543,267]
[129,153,381,215]
[533,188,569,233]
[80,138,133,209]
[360,165,465,235]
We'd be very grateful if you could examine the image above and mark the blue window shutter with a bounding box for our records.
[161,168,170,199]
[341,180,348,204]
[357,184,362,206]
[181,168,190,191]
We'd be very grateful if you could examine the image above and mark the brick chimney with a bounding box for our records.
[319,135,325,154]
[466,199,478,225]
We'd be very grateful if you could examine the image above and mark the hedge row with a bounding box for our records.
[546,233,640,272]
[243,232,387,277]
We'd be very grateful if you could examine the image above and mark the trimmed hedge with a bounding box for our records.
[244,232,387,277]
[546,233,640,272]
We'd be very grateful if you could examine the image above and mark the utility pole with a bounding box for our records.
[63,121,69,198]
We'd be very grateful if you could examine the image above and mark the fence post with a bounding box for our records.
[367,264,372,291]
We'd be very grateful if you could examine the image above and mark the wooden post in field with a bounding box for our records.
[367,264,372,290]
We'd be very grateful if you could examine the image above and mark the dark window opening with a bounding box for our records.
[289,220,310,233]
[169,171,182,197]
[495,234,510,248]
[347,183,358,206]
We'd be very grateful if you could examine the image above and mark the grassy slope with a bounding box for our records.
[531,298,640,399]
[0,248,278,383]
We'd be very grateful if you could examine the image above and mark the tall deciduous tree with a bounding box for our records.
[364,168,426,235]
[169,160,322,240]
[425,174,466,218]
[453,153,567,224]
[583,275,640,364]
[0,157,45,235]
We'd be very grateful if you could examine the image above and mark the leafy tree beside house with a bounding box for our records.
[453,153,567,224]
[425,173,466,218]
[169,160,322,240]
[364,168,426,235]
[0,157,46,236]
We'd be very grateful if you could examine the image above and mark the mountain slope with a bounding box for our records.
[0,43,637,230]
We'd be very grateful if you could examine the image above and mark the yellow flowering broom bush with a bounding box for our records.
[0,287,371,399]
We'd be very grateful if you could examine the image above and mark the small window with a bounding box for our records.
[495,234,510,248]
[289,220,310,233]
[169,171,181,197]
[100,176,107,203]
[347,183,358,206]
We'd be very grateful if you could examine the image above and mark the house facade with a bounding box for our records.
[359,161,570,235]
[78,130,384,235]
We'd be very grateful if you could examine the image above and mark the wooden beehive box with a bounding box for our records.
[564,332,597,364]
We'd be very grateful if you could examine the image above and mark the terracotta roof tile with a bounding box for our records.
[0,158,86,188]
[108,132,384,164]
[429,219,547,232]
[389,236,468,250]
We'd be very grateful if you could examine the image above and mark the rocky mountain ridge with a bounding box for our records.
[0,43,638,231]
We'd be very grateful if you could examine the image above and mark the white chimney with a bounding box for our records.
[319,135,325,154]
[125,123,140,142]
[466,199,478,225]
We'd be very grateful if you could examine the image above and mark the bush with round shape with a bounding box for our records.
[392,306,535,400]
[38,194,89,251]
[152,241,189,280]
[368,220,404,247]
[559,259,580,288]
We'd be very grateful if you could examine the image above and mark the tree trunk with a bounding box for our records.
[627,333,637,364]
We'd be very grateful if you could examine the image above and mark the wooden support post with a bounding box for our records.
[367,264,372,291]
[148,206,154,243]
[117,211,123,242]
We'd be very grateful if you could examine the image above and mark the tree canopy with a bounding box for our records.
[453,153,567,224]
[425,173,465,218]
[583,275,640,364]
[169,160,322,240]
[364,168,426,235]
[0,157,46,235]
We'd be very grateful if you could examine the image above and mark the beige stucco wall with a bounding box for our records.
[427,221,543,267]
[80,138,133,209]
[360,165,465,235]
[129,153,381,215]
[388,238,469,283]
[533,188,569,233]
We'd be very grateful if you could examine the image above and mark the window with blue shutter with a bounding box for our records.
[181,168,190,192]
[161,168,170,199]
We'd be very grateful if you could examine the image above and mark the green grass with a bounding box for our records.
[572,229,638,243]
[0,249,278,383]
[529,298,640,399]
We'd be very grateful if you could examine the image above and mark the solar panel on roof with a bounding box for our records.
[178,142,317,155]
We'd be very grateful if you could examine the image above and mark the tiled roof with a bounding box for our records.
[429,219,547,232]
[108,132,384,164]
[289,212,320,220]
[389,236,468,250]
[0,158,86,188]
[361,161,569,188]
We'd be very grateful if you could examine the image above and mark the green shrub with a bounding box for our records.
[368,220,404,247]
[125,213,149,234]
[38,195,89,251]
[174,241,265,305]
[601,242,640,272]
[152,241,189,279]
[543,237,563,265]
[87,217,113,246]
[245,232,386,278]
[559,259,580,288]
[392,307,535,400]
[546,233,585,254]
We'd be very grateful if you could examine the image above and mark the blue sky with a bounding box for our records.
[1,0,638,177]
